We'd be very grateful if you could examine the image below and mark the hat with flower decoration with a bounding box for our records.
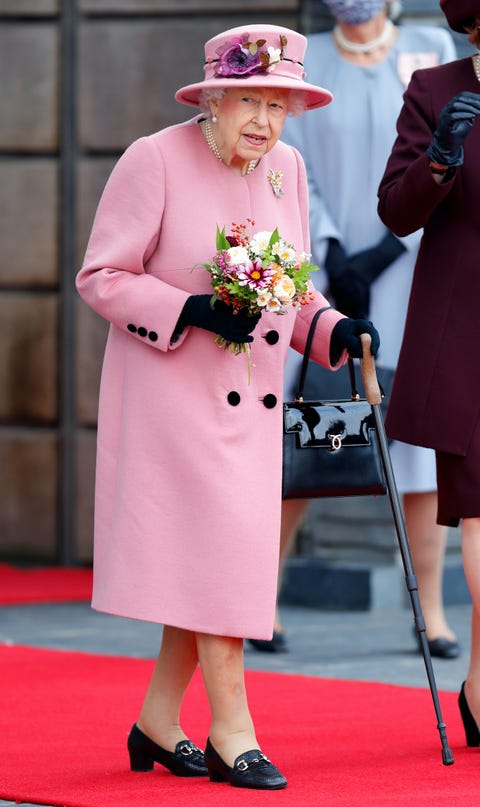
[440,0,478,32]
[175,24,333,110]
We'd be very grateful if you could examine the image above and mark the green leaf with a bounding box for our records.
[268,228,280,248]
[215,225,230,251]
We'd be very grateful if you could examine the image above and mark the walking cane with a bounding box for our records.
[359,334,454,766]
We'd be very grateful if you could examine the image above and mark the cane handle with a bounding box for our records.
[359,333,382,406]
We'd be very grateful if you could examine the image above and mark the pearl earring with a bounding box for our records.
[211,114,217,123]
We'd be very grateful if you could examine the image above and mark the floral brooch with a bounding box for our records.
[267,169,284,197]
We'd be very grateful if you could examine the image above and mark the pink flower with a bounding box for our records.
[236,259,276,290]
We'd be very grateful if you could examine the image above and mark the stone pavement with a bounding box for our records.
[0,598,473,807]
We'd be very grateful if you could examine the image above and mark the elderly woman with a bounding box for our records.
[77,23,378,790]
[378,0,480,748]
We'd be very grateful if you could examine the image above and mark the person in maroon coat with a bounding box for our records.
[378,0,480,747]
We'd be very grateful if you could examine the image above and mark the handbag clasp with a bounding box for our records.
[328,434,342,451]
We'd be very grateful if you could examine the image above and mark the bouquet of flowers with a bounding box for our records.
[200,219,318,356]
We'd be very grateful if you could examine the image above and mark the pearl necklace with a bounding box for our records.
[473,52,480,83]
[202,118,257,174]
[333,19,394,55]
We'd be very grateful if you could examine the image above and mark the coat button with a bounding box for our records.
[138,326,147,337]
[262,394,277,409]
[227,391,241,406]
[264,330,279,345]
[127,323,137,333]
[148,331,158,342]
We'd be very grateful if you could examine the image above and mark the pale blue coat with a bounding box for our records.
[282,24,456,491]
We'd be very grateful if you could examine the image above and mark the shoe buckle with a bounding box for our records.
[237,753,269,771]
[179,743,193,756]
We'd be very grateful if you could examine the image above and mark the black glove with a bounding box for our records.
[329,317,380,365]
[324,238,348,282]
[325,233,406,318]
[427,91,480,167]
[175,294,260,343]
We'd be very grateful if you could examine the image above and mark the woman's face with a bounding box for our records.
[210,86,289,173]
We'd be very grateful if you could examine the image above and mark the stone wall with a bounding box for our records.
[0,1,464,569]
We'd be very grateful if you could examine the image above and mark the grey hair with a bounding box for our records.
[287,90,308,117]
[198,87,226,112]
[198,86,307,116]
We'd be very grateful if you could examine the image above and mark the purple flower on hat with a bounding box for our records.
[214,33,287,78]
[216,36,261,77]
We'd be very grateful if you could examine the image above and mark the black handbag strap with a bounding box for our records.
[295,306,359,402]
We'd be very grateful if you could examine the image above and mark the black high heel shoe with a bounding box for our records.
[247,631,288,653]
[458,682,480,747]
[204,737,287,789]
[412,627,460,659]
[127,724,208,776]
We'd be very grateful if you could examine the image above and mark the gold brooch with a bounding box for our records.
[267,169,284,197]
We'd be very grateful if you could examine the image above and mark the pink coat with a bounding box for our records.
[76,117,344,639]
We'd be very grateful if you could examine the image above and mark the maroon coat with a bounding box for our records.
[378,56,480,457]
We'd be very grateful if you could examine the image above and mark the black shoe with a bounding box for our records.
[127,724,208,776]
[204,738,287,789]
[459,682,480,747]
[412,628,460,659]
[428,636,461,659]
[246,631,288,653]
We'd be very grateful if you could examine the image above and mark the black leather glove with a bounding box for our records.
[325,233,406,318]
[427,91,480,167]
[175,294,261,343]
[329,317,380,364]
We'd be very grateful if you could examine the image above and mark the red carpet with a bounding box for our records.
[0,563,93,605]
[0,645,478,806]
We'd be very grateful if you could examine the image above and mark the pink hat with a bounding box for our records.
[440,0,478,32]
[175,24,333,111]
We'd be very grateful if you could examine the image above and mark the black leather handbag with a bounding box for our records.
[302,357,395,420]
[282,307,387,500]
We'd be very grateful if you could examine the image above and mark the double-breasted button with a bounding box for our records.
[227,391,241,407]
[127,323,137,333]
[138,326,148,337]
[264,330,279,345]
[262,394,277,409]
[148,331,158,342]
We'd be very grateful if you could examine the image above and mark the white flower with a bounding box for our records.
[227,245,249,265]
[256,290,273,307]
[272,241,296,264]
[265,296,283,313]
[250,231,273,255]
[273,275,296,303]
[298,251,311,263]
[267,46,281,70]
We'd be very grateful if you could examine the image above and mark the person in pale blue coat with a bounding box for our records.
[250,0,459,657]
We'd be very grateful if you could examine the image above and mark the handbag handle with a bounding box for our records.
[359,333,382,406]
[294,306,360,402]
